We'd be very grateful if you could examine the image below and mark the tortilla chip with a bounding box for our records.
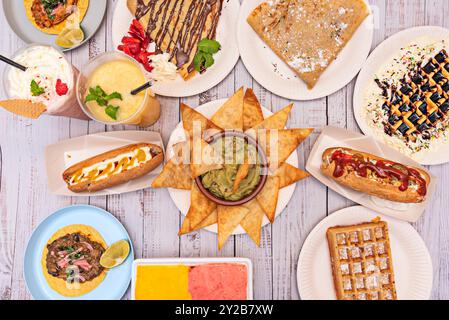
[171,141,191,164]
[190,138,223,178]
[240,199,265,246]
[233,163,251,192]
[274,163,310,188]
[179,210,218,235]
[249,104,293,131]
[257,128,313,168]
[243,89,264,131]
[187,184,217,229]
[181,103,221,140]
[256,176,280,223]
[211,87,244,130]
[0,99,46,119]
[151,160,192,190]
[218,205,250,250]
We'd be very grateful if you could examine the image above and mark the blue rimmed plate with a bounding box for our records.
[24,205,134,300]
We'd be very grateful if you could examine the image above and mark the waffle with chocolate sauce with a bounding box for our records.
[381,49,449,140]
[327,220,397,300]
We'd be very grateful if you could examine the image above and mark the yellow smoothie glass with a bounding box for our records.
[77,52,160,127]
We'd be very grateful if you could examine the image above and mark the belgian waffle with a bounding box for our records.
[381,49,449,140]
[327,220,397,300]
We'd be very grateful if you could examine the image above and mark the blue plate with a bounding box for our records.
[24,205,134,300]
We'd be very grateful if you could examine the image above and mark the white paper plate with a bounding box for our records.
[131,258,253,300]
[45,131,165,197]
[306,126,436,223]
[353,26,449,165]
[166,99,299,235]
[111,0,240,98]
[238,0,373,101]
[297,206,433,300]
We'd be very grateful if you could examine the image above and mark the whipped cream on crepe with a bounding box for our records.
[7,45,74,112]
[150,53,178,82]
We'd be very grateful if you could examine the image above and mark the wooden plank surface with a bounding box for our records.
[0,0,448,300]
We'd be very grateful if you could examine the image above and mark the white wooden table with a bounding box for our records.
[1,0,448,300]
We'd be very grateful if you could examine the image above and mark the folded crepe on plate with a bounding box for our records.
[247,0,369,89]
[127,0,224,80]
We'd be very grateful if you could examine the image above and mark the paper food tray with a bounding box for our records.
[131,257,253,300]
[306,126,436,222]
[45,131,165,197]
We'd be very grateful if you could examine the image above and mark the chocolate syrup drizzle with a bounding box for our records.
[134,0,223,73]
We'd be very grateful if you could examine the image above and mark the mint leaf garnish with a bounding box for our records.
[84,85,122,120]
[105,92,123,101]
[105,105,120,120]
[30,80,45,96]
[194,38,221,72]
[198,38,221,54]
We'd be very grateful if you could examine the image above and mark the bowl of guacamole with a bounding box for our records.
[195,131,268,206]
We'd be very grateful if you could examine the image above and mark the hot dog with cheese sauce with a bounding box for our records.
[63,143,163,193]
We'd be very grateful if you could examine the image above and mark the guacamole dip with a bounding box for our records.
[201,136,261,201]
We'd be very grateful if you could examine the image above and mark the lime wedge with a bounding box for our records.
[100,240,131,269]
[56,27,85,49]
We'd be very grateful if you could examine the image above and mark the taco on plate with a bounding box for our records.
[24,0,89,35]
[41,224,107,297]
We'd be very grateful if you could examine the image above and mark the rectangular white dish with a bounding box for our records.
[45,131,165,196]
[131,257,253,300]
[306,126,436,222]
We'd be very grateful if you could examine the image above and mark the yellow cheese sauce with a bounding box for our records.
[86,60,146,123]
[69,147,151,186]
[135,265,192,300]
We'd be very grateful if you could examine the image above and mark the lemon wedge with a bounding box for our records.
[56,27,85,48]
[100,240,131,269]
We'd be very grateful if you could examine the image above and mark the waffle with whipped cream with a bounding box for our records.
[327,219,397,300]
[247,0,369,89]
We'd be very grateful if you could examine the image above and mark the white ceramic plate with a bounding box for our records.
[297,206,433,300]
[111,0,240,98]
[353,26,449,165]
[238,0,374,101]
[166,99,299,235]
[131,258,253,300]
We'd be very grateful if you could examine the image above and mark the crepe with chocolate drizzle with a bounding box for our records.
[127,0,223,80]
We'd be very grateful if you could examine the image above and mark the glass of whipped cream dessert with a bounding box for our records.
[2,44,88,120]
[77,52,161,127]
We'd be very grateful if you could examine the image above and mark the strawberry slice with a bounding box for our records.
[55,79,69,96]
[118,20,156,73]
[132,19,145,37]
[122,36,141,44]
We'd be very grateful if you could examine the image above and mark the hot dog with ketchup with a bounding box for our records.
[320,147,430,203]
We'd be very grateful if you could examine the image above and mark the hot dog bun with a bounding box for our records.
[320,147,430,203]
[63,143,164,193]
